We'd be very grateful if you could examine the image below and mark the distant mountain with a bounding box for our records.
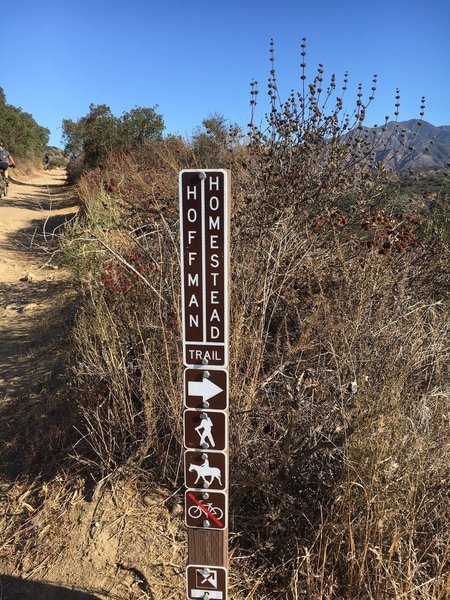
[365,120,450,170]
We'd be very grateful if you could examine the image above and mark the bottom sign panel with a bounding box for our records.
[185,490,227,529]
[187,565,227,600]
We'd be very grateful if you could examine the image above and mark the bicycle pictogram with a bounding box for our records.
[188,502,224,521]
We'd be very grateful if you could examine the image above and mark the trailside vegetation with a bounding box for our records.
[62,103,164,181]
[4,42,449,599]
[56,40,449,598]
[0,87,49,157]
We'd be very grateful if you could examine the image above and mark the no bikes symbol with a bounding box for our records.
[185,491,227,529]
[188,502,223,522]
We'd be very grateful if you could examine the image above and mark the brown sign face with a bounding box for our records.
[185,490,227,530]
[186,565,228,598]
[184,410,228,451]
[184,344,226,367]
[184,369,228,410]
[185,450,227,491]
[179,170,230,368]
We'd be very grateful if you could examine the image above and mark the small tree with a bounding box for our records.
[192,112,243,167]
[120,106,164,149]
[62,102,165,177]
[0,87,49,157]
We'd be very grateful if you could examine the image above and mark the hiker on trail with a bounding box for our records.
[0,142,15,183]
[43,153,50,169]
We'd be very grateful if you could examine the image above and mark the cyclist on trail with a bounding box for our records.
[0,142,15,184]
[43,153,50,169]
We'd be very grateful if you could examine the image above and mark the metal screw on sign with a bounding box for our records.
[202,492,209,500]
[203,520,210,528]
[198,172,206,181]
[201,359,209,365]
[203,371,210,379]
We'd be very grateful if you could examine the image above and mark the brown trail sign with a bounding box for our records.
[180,170,230,593]
[184,368,228,410]
[184,450,227,491]
[186,565,228,599]
[185,490,228,529]
[184,409,228,451]
[179,170,230,368]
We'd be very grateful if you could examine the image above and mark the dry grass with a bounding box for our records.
[5,51,447,596]
[0,473,187,599]
[53,132,450,598]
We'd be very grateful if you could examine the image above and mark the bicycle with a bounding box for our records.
[0,164,15,198]
[0,170,7,198]
[188,502,224,521]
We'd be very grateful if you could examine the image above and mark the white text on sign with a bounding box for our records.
[180,170,229,367]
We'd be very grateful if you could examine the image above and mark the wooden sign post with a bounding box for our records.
[179,169,230,600]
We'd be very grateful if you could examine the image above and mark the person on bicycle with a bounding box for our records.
[0,142,15,183]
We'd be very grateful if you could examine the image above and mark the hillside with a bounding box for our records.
[368,119,450,169]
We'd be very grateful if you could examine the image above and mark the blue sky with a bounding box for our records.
[3,0,449,147]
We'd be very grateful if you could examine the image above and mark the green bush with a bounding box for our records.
[62,102,164,180]
[0,87,49,157]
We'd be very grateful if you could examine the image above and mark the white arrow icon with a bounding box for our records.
[188,378,223,402]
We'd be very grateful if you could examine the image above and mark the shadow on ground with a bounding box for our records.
[0,213,78,269]
[8,174,66,188]
[0,575,101,599]
[0,190,79,212]
[0,280,77,396]
[0,277,79,481]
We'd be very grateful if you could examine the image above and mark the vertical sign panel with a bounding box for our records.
[204,172,225,344]
[180,172,204,343]
[180,170,230,597]
[180,170,230,368]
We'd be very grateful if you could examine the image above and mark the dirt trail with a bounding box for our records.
[0,168,78,398]
[0,170,185,599]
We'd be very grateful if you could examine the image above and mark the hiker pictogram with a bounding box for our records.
[195,413,215,447]
[184,410,227,451]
